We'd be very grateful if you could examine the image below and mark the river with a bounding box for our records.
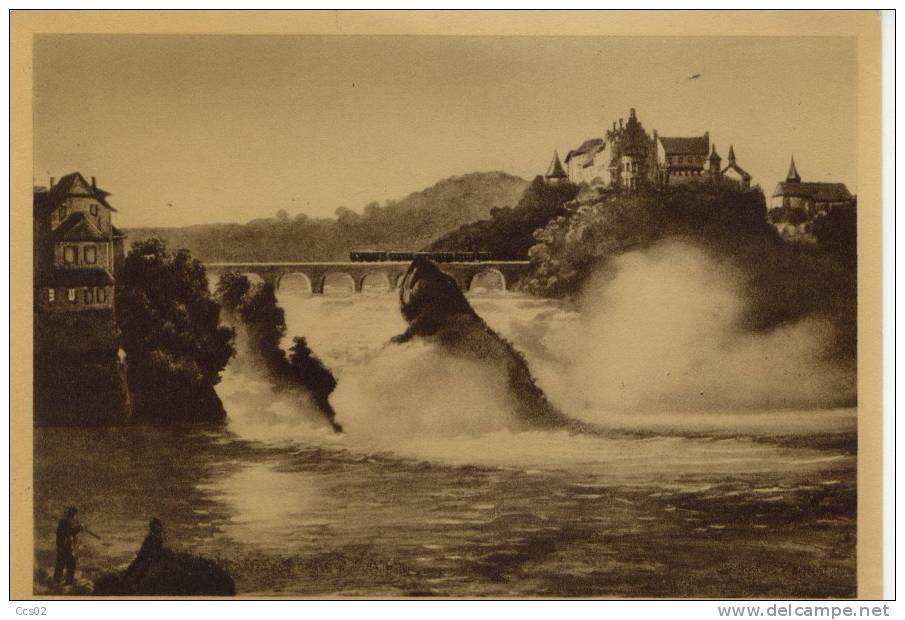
[33,266,857,597]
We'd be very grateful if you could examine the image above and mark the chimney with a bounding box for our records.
[49,177,54,189]
[619,118,624,130]
[91,176,96,189]
[630,107,636,118]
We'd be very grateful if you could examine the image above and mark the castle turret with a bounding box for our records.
[544,150,568,185]
[708,144,722,179]
[786,155,801,183]
[721,145,752,190]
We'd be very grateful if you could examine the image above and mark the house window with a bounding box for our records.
[90,204,98,216]
[84,245,97,264]
[97,287,106,303]
[67,288,77,302]
[47,288,55,302]
[64,246,77,264]
[84,289,94,304]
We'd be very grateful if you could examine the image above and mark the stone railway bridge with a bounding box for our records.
[204,261,532,295]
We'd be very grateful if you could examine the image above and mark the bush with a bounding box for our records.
[769,205,809,226]
[812,206,857,267]
[116,238,235,424]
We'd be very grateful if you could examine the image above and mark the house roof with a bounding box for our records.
[111,225,126,238]
[564,138,605,163]
[53,212,107,241]
[47,269,115,287]
[772,181,852,202]
[659,135,709,156]
[722,161,751,180]
[34,172,117,214]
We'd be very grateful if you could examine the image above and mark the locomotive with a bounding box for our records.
[349,250,493,263]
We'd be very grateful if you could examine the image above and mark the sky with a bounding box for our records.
[34,35,857,228]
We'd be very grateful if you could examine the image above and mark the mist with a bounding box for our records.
[555,241,856,417]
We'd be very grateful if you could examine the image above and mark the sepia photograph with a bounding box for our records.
[10,10,887,603]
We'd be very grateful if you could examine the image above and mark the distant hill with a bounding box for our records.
[124,172,529,262]
[425,176,580,260]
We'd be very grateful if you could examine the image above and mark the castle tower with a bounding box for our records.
[786,155,801,183]
[544,150,569,185]
[721,145,752,190]
[708,144,722,180]
[619,108,651,191]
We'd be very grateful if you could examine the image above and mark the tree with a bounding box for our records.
[214,275,341,432]
[236,282,290,378]
[117,237,235,423]
[215,270,252,314]
[288,337,341,431]
[427,176,580,260]
[363,201,382,219]
[334,206,361,226]
[812,206,857,267]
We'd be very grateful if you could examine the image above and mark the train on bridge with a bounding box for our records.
[349,250,494,263]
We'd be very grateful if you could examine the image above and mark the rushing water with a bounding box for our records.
[34,272,857,597]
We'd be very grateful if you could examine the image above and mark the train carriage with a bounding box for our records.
[351,250,494,262]
[350,250,388,262]
[388,251,414,262]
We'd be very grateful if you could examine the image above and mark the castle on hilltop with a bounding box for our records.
[548,108,751,192]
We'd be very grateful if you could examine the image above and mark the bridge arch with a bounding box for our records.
[277,271,313,294]
[359,271,393,293]
[467,268,507,293]
[322,272,356,296]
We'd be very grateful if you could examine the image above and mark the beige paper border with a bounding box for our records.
[10,10,884,600]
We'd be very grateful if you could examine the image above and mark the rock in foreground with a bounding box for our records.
[92,550,235,596]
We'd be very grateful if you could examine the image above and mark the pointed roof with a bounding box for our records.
[722,161,752,181]
[728,145,736,163]
[545,151,568,179]
[786,156,801,183]
[53,212,107,241]
[709,144,721,162]
[35,172,117,214]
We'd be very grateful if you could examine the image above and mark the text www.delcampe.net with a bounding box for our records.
[718,605,891,618]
